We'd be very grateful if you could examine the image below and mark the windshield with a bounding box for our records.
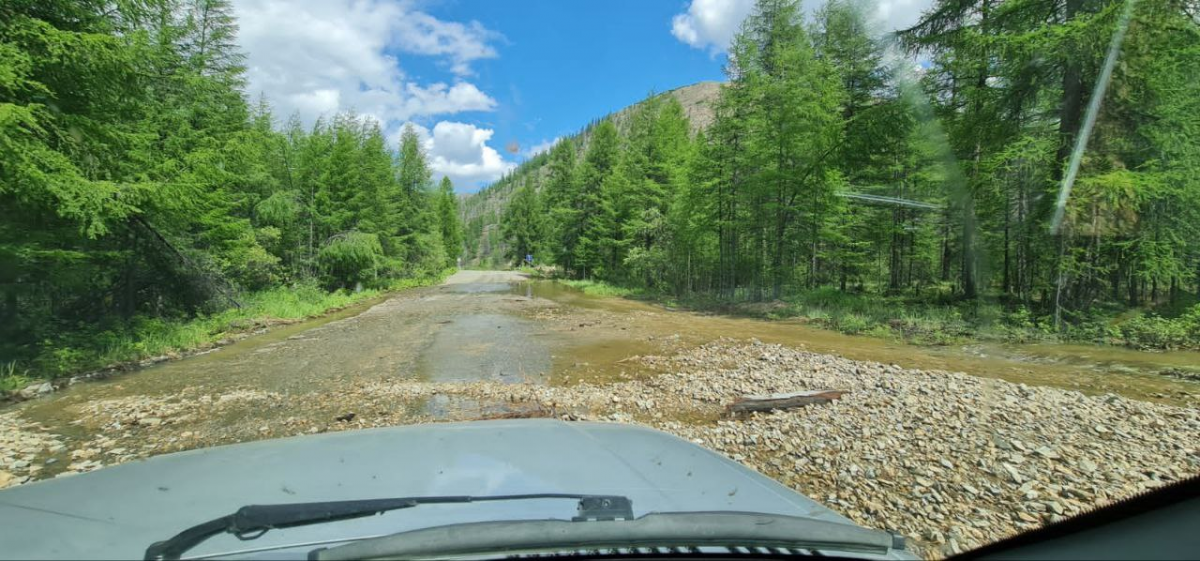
[1,0,1198,560]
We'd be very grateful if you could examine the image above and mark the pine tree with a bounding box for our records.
[574,121,620,279]
[501,178,542,266]
[435,176,464,266]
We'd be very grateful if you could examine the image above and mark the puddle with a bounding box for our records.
[417,314,550,383]
[444,282,513,294]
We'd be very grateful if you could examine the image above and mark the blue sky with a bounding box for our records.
[231,0,928,192]
[404,0,727,165]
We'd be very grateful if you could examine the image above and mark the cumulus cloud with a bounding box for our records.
[392,11,499,76]
[233,0,499,125]
[670,0,936,53]
[233,0,515,189]
[671,0,755,53]
[399,122,517,189]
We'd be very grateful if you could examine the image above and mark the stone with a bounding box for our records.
[17,382,53,400]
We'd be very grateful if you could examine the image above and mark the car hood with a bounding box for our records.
[0,419,878,560]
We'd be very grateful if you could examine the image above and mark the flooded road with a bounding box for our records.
[518,281,1200,406]
[3,270,1198,484]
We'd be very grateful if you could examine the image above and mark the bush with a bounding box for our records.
[835,313,871,334]
[1118,309,1200,350]
[560,279,638,297]
[318,232,383,288]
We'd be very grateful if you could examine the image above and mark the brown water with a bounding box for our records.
[14,273,1200,437]
[515,280,1200,406]
[4,271,1197,485]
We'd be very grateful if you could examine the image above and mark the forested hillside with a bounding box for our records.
[483,0,1200,348]
[460,82,720,268]
[0,1,462,381]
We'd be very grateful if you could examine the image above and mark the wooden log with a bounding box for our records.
[726,390,848,415]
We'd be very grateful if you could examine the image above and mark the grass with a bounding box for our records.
[553,278,1200,350]
[558,279,642,298]
[0,362,34,392]
[3,269,453,390]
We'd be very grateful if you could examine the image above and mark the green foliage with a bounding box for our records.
[1,2,456,380]
[500,177,544,266]
[559,279,639,298]
[317,232,383,288]
[435,177,464,265]
[1118,305,1200,350]
[457,0,1200,352]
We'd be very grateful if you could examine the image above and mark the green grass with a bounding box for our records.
[0,362,34,392]
[4,269,453,389]
[559,279,641,298]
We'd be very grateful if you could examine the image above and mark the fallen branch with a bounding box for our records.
[726,390,847,416]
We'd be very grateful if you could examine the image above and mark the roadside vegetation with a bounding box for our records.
[549,276,1200,350]
[1,2,464,388]
[0,271,451,392]
[477,0,1200,353]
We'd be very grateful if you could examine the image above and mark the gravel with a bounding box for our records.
[2,338,1197,559]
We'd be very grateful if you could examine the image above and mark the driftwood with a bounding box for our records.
[726,390,847,415]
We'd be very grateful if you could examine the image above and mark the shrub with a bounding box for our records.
[836,313,871,334]
[318,232,383,288]
[1118,306,1200,350]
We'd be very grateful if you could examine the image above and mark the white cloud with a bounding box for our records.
[392,12,499,76]
[525,137,560,158]
[670,0,755,53]
[399,122,517,190]
[234,0,499,126]
[870,0,934,34]
[670,0,936,53]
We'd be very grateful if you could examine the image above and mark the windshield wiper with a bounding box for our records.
[310,511,909,560]
[144,493,632,560]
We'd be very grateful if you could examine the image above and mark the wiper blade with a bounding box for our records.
[311,511,910,560]
[144,493,632,560]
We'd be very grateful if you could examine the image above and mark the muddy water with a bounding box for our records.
[4,270,1198,485]
[12,272,1199,449]
[514,280,1199,406]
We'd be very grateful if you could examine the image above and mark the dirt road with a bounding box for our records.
[3,270,680,478]
[1,270,1198,558]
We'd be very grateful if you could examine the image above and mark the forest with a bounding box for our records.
[1,0,462,385]
[481,0,1200,349]
[3,0,1200,391]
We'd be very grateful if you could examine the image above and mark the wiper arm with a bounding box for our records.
[311,511,910,561]
[144,493,632,560]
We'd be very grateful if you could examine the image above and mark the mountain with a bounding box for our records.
[459,81,721,267]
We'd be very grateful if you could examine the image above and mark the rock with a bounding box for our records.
[18,382,53,400]
[0,471,16,489]
[1034,446,1059,459]
[4,338,1197,560]
[1003,463,1025,484]
[140,417,163,427]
